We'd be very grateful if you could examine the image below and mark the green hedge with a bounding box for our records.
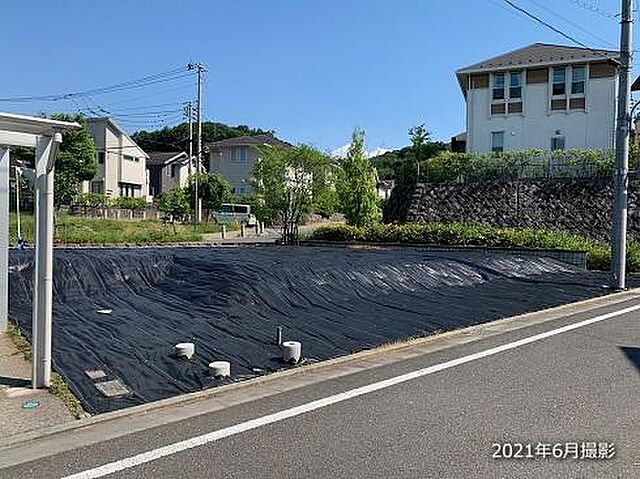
[309,223,640,272]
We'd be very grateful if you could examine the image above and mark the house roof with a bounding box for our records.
[85,117,150,159]
[632,76,640,91]
[456,43,619,75]
[147,151,188,166]
[207,134,289,149]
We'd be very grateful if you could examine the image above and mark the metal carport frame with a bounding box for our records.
[0,112,79,388]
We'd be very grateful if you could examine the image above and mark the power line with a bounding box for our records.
[0,67,192,103]
[500,0,605,51]
[566,0,617,19]
[89,101,185,112]
[524,0,617,47]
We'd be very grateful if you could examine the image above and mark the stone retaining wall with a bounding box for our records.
[383,179,640,241]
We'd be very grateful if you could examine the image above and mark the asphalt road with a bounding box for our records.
[4,295,640,478]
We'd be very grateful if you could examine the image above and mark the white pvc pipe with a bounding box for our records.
[33,136,57,388]
[208,361,231,378]
[0,147,8,331]
[174,342,195,359]
[282,341,301,363]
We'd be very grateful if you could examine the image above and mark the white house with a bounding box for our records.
[82,117,149,199]
[455,43,620,153]
[146,151,190,198]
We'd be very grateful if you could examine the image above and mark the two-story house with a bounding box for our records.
[456,43,620,153]
[146,151,190,198]
[82,117,149,199]
[207,134,289,195]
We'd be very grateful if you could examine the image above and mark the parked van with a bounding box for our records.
[213,203,257,226]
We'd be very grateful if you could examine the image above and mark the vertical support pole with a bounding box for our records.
[33,136,56,388]
[196,65,204,224]
[612,0,633,290]
[0,146,9,331]
[15,166,21,241]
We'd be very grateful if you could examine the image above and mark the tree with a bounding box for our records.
[8,115,97,208]
[312,188,340,219]
[253,144,333,244]
[336,130,381,228]
[155,188,190,229]
[369,124,447,183]
[131,122,273,153]
[184,172,233,219]
[50,114,97,208]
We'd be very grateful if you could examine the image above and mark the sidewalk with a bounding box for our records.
[201,226,280,244]
[0,332,74,438]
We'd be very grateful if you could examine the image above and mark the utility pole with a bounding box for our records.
[612,0,633,290]
[188,62,206,223]
[184,101,194,188]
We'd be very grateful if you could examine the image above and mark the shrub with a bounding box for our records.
[422,149,614,183]
[111,197,146,210]
[309,222,640,272]
[74,193,107,208]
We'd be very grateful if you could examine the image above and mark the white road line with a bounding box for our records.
[63,303,640,479]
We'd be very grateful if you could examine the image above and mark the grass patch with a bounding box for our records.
[6,319,86,419]
[309,222,639,272]
[6,320,31,361]
[9,213,229,246]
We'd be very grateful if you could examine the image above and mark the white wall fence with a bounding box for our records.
[68,206,162,221]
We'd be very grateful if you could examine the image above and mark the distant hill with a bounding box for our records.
[131,122,275,153]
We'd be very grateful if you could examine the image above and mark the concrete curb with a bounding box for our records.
[1,286,639,451]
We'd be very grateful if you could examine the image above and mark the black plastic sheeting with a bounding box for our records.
[7,246,616,414]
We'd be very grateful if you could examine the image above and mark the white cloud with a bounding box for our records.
[367,147,391,158]
[330,145,391,159]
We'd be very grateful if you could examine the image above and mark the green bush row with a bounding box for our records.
[309,223,640,272]
[422,149,622,183]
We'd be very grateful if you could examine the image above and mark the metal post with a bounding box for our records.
[0,147,9,331]
[15,166,21,241]
[32,135,58,388]
[612,0,633,290]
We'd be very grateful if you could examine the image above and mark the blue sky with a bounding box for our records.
[0,0,626,153]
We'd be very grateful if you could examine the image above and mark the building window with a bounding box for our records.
[492,73,505,100]
[97,152,105,164]
[491,131,504,153]
[91,181,104,194]
[551,136,566,150]
[229,147,248,163]
[170,164,177,178]
[571,65,586,95]
[118,182,141,198]
[509,71,522,99]
[552,67,566,95]
[123,155,139,163]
